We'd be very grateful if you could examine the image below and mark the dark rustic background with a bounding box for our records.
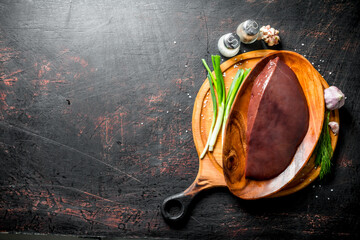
[1,0,359,239]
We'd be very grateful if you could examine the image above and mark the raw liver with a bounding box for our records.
[245,57,309,180]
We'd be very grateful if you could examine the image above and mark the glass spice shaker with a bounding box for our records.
[218,33,240,57]
[236,20,259,44]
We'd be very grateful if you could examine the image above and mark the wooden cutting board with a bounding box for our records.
[222,51,338,199]
[161,50,339,222]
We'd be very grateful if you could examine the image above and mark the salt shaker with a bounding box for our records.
[236,20,259,44]
[218,33,240,58]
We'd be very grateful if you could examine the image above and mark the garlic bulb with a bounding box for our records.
[324,86,345,110]
[328,121,339,136]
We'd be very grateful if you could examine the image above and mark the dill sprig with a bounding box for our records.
[314,111,333,179]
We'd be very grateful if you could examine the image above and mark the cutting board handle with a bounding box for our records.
[161,162,226,223]
[161,191,194,223]
[161,174,216,223]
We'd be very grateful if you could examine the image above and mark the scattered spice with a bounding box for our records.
[258,25,280,46]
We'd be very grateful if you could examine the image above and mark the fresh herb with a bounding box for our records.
[222,68,251,137]
[201,56,225,154]
[200,55,250,158]
[199,73,218,159]
[314,111,333,179]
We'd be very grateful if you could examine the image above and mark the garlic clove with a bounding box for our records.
[324,86,345,110]
[328,121,339,136]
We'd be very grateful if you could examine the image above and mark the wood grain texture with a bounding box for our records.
[0,0,359,239]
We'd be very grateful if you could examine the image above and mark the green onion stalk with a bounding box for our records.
[200,55,250,159]
[222,68,251,138]
[207,56,226,151]
[199,73,217,159]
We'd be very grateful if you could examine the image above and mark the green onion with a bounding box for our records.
[200,55,250,158]
[208,55,225,151]
[222,68,251,137]
[199,73,217,159]
[314,111,333,179]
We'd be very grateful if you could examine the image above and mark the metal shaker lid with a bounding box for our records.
[223,33,240,49]
[242,20,259,36]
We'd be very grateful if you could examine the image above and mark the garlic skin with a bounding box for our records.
[328,121,339,136]
[324,86,345,110]
[258,25,280,46]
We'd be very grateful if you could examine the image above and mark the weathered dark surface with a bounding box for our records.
[0,0,359,239]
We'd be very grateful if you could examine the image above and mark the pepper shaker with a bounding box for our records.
[236,20,259,44]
